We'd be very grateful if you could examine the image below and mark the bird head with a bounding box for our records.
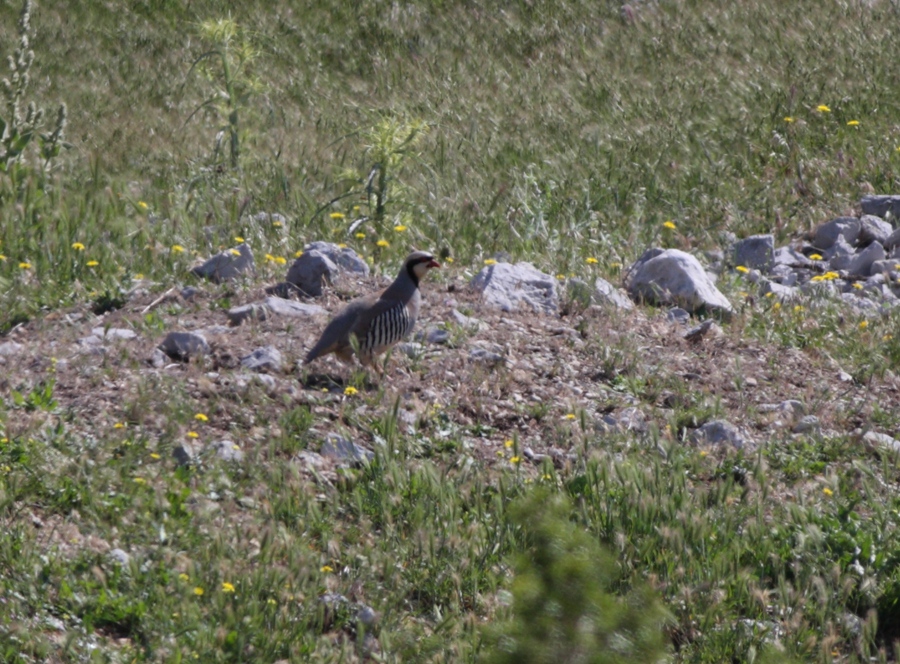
[405,251,441,283]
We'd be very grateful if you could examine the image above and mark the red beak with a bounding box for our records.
[428,259,441,268]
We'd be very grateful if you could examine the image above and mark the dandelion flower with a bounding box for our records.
[0,255,6,261]
[556,274,565,280]
[445,257,454,263]
[234,236,245,243]
[810,275,825,282]
[610,262,622,269]
[320,565,334,574]
[329,212,345,220]
[773,302,782,311]
[510,456,521,465]
[793,305,803,313]
[229,248,241,256]
[735,265,749,274]
[564,413,576,420]
[222,582,235,593]
[274,256,287,265]
[852,282,863,290]
[72,242,85,251]
[194,413,208,422]
[179,573,189,582]
[394,225,407,232]
[133,477,147,485]
[294,250,304,258]
[817,105,831,113]
[150,453,161,460]
[171,245,185,253]
[137,201,149,211]
[343,386,358,396]
[859,320,869,329]
[504,439,514,448]
[337,243,347,249]
[355,232,366,239]
[585,257,598,264]
[19,262,31,269]
[193,587,204,596]
[376,239,390,248]
[265,253,275,262]
[823,487,834,496]
[809,253,823,261]
[784,116,794,123]
[483,258,497,265]
[86,260,99,267]
[663,220,676,230]
[272,220,283,228]
[847,120,859,126]
[186,431,199,439]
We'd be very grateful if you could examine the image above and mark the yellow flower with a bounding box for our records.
[171,245,185,253]
[194,413,208,422]
[71,242,85,251]
[355,232,366,239]
[294,250,304,258]
[810,275,825,282]
[229,248,241,256]
[18,262,31,269]
[445,257,454,263]
[793,305,803,313]
[272,221,283,228]
[344,386,358,396]
[186,431,199,439]
[585,257,598,264]
[483,258,497,265]
[329,212,345,220]
[610,262,622,269]
[265,253,275,262]
[376,239,390,248]
[274,256,287,265]
[222,582,235,593]
[510,456,521,465]
[773,302,781,311]
[137,201,148,210]
[809,253,823,260]
[784,116,794,123]
[735,265,749,274]
[556,274,565,280]
[234,236,245,243]
[0,255,6,261]
[847,120,859,126]
[320,565,334,574]
[504,439,514,448]
[394,225,407,232]
[817,105,831,113]
[133,477,147,485]
[564,413,576,420]
[859,320,869,329]
[150,453,161,460]
[179,573,189,582]
[193,587,204,596]
[823,271,840,280]
[337,243,347,249]
[852,282,863,290]
[86,260,99,267]
[823,487,834,496]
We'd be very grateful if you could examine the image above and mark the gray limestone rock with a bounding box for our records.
[470,261,559,315]
[625,248,733,317]
[226,303,267,326]
[321,435,374,465]
[285,250,339,297]
[861,195,900,220]
[264,296,327,318]
[0,341,23,356]
[814,217,860,250]
[858,215,894,247]
[303,241,370,276]
[241,346,283,372]
[91,327,137,341]
[191,243,254,283]
[733,234,774,272]
[691,420,746,449]
[159,331,210,361]
[209,440,245,463]
[846,241,885,277]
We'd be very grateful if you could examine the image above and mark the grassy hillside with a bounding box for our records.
[2,0,900,662]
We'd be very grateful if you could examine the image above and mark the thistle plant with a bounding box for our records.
[0,0,67,175]
[364,116,427,228]
[188,17,260,169]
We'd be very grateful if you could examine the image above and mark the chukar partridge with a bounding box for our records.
[303,250,441,367]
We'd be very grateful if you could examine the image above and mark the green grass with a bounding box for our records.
[3,0,900,661]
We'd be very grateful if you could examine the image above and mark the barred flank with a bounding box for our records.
[363,304,412,352]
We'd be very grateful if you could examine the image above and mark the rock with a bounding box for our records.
[264,297,327,318]
[173,442,196,467]
[759,280,799,301]
[773,245,814,269]
[303,241,369,276]
[846,241,885,276]
[862,431,900,454]
[264,282,306,299]
[209,440,245,463]
[666,307,691,325]
[470,261,559,315]
[149,348,168,368]
[191,243,254,283]
[107,548,130,566]
[416,327,449,345]
[285,250,339,297]
[91,327,137,341]
[241,346,282,372]
[181,286,199,301]
[813,217,860,250]
[858,215,894,247]
[596,407,647,434]
[159,331,210,361]
[683,319,722,343]
[733,234,774,272]
[625,248,733,317]
[870,260,900,277]
[885,227,900,251]
[320,435,374,464]
[592,277,635,309]
[397,342,426,358]
[690,420,746,449]
[0,341,23,356]
[826,235,856,271]
[861,195,900,220]
[469,348,505,365]
[226,303,267,326]
[451,309,484,330]
[792,415,820,434]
